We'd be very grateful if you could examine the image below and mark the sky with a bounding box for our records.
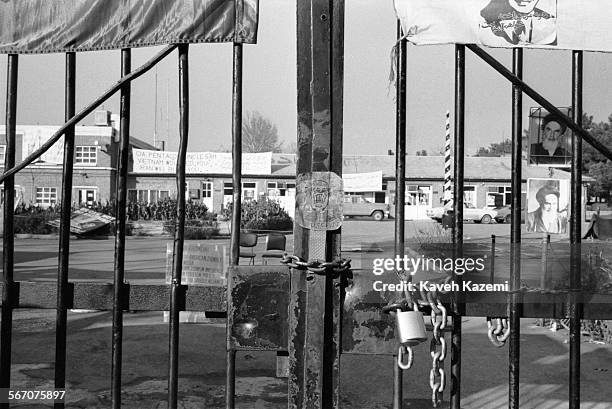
[2,0,612,156]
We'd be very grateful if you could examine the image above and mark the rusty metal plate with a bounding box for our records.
[295,171,343,231]
[342,270,401,355]
[228,266,290,350]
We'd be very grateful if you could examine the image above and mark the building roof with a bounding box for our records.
[270,153,576,181]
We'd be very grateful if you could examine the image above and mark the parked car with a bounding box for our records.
[445,203,497,223]
[585,202,612,221]
[426,203,452,222]
[343,195,389,221]
[493,205,526,224]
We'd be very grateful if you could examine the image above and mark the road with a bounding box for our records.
[2,219,612,408]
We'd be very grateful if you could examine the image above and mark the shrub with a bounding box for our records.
[223,198,293,231]
[164,219,220,239]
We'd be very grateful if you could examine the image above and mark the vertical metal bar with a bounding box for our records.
[290,0,313,405]
[0,54,18,402]
[168,44,189,409]
[54,52,76,409]
[569,50,583,409]
[490,235,495,284]
[111,48,131,409]
[328,0,345,406]
[229,44,243,266]
[540,234,550,288]
[450,44,465,409]
[393,19,407,409]
[290,0,341,406]
[226,42,242,409]
[509,47,523,409]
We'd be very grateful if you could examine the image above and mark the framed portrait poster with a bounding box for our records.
[528,107,572,167]
[526,178,569,235]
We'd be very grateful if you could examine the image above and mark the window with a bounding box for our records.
[75,146,97,165]
[36,187,57,205]
[242,182,257,201]
[188,189,200,200]
[268,181,295,197]
[132,189,169,203]
[487,186,511,206]
[464,186,477,207]
[202,182,212,198]
[224,182,233,196]
[0,145,5,164]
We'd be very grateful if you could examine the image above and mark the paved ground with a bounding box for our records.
[2,219,612,408]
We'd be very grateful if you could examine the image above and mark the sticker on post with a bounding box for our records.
[295,172,343,231]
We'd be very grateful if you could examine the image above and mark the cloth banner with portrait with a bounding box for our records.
[394,0,612,52]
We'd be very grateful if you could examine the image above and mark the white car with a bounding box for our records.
[426,204,452,221]
[428,203,497,224]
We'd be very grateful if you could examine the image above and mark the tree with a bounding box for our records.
[581,113,612,201]
[474,138,513,157]
[242,111,283,153]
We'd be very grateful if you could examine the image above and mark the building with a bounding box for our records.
[0,111,156,207]
[1,115,579,219]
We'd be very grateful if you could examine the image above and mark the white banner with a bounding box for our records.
[343,171,382,192]
[21,127,64,164]
[394,0,612,52]
[133,150,272,175]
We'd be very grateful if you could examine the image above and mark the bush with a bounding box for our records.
[164,219,220,239]
[223,198,293,231]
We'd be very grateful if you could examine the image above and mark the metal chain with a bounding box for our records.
[486,317,511,347]
[280,254,352,279]
[428,295,447,408]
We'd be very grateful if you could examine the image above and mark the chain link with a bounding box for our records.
[486,317,511,347]
[428,294,447,408]
[280,254,352,279]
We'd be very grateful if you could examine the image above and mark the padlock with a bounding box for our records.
[395,305,427,346]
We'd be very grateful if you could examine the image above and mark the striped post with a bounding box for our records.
[444,110,452,205]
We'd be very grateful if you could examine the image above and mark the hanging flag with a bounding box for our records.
[394,0,612,52]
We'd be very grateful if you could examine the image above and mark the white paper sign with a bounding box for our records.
[343,171,383,192]
[394,0,612,52]
[133,149,272,175]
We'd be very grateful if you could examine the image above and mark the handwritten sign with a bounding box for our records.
[165,242,227,286]
[133,150,272,175]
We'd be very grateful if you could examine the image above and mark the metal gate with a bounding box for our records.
[1,1,612,409]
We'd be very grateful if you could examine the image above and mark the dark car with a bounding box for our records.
[493,206,525,223]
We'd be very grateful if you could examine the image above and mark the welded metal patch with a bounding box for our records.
[228,266,290,350]
[342,270,399,354]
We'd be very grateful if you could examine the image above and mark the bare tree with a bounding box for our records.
[242,111,282,153]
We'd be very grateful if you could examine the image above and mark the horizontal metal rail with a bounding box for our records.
[3,280,611,319]
[0,44,177,183]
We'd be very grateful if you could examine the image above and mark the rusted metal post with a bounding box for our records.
[509,47,523,409]
[450,44,465,409]
[226,41,243,409]
[168,44,189,409]
[111,48,131,409]
[569,50,583,409]
[290,0,344,407]
[54,52,76,409]
[0,54,18,403]
[393,19,407,409]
